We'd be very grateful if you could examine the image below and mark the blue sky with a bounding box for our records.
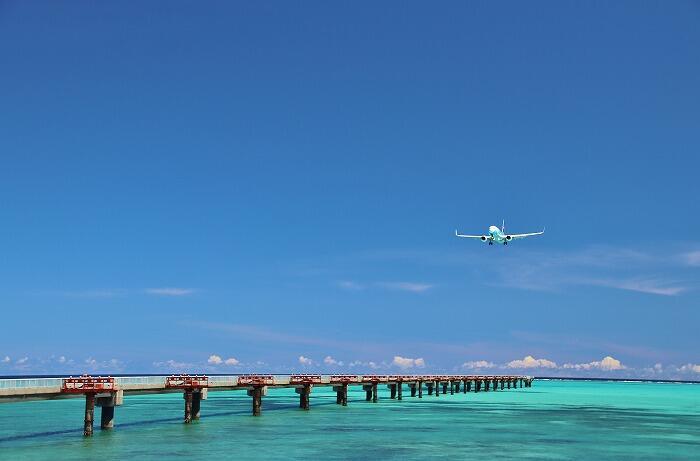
[1,1,699,379]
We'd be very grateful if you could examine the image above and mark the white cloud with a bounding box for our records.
[146,287,194,296]
[563,356,625,371]
[683,250,700,266]
[15,357,29,365]
[348,360,382,369]
[678,363,700,373]
[323,356,344,366]
[378,282,434,293]
[207,354,223,365]
[153,359,190,369]
[462,360,496,369]
[392,356,426,369]
[337,280,364,291]
[224,357,240,365]
[586,278,686,296]
[58,356,66,364]
[2,356,10,363]
[507,355,557,369]
[298,355,313,366]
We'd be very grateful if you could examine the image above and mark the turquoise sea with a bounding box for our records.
[1,380,698,460]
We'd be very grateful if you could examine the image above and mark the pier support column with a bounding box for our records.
[247,386,266,416]
[442,382,448,394]
[363,385,372,401]
[84,393,95,437]
[397,383,403,400]
[501,379,504,390]
[96,391,120,430]
[475,380,481,392]
[372,383,378,403]
[389,383,397,399]
[296,384,311,410]
[100,405,114,429]
[485,379,491,391]
[409,383,416,397]
[435,381,440,397]
[507,379,511,389]
[192,391,202,420]
[455,381,460,393]
[465,380,471,393]
[492,379,498,391]
[418,381,423,398]
[426,382,433,395]
[333,384,348,406]
[184,389,193,423]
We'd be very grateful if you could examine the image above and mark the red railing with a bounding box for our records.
[289,374,322,385]
[165,375,209,389]
[238,375,274,386]
[62,375,117,394]
[329,375,361,384]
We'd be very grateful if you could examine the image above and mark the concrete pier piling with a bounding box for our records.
[427,382,434,395]
[297,384,311,410]
[435,380,440,397]
[442,382,448,394]
[397,383,403,400]
[418,381,423,398]
[192,391,202,419]
[184,389,193,423]
[333,384,348,406]
[84,393,95,436]
[455,381,460,393]
[465,379,471,393]
[389,383,397,399]
[372,383,378,403]
[364,385,372,401]
[409,383,417,397]
[96,391,120,429]
[251,387,263,416]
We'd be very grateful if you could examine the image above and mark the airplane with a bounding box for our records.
[455,221,544,245]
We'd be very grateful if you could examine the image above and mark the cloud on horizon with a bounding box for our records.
[506,355,558,369]
[392,356,425,369]
[146,287,195,296]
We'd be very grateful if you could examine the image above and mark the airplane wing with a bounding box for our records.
[508,229,545,239]
[455,230,485,238]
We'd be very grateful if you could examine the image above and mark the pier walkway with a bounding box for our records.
[0,374,533,436]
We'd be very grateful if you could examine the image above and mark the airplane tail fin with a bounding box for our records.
[502,219,505,233]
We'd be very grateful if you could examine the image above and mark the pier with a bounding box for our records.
[0,374,533,436]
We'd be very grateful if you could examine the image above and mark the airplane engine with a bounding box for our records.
[480,236,489,242]
[505,235,512,241]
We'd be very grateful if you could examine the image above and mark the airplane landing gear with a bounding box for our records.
[488,241,493,245]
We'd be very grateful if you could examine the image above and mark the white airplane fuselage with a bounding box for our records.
[487,225,510,245]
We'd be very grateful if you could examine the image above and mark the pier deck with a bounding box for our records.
[0,374,533,436]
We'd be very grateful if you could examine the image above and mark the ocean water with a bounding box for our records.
[0,380,698,460]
